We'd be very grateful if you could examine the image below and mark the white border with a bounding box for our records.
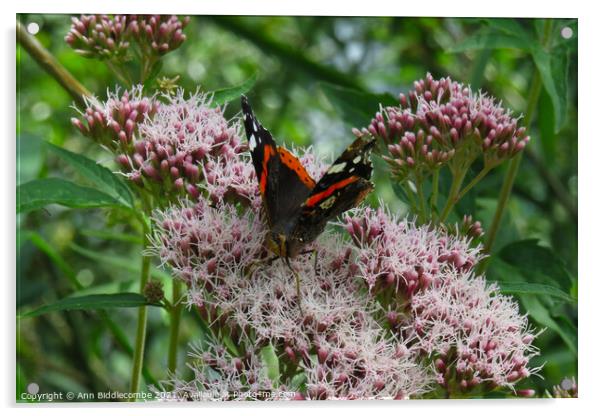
[3,1,599,415]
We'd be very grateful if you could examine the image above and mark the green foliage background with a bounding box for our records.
[17,15,577,399]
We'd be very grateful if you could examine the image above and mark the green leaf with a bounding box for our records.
[289,373,307,392]
[17,178,121,213]
[210,73,257,107]
[531,46,568,133]
[537,89,556,163]
[450,29,533,53]
[520,295,577,355]
[483,19,532,40]
[497,281,575,303]
[46,142,134,208]
[498,239,573,290]
[320,83,398,127]
[260,344,280,386]
[19,293,158,319]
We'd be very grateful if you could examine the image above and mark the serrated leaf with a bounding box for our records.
[320,83,398,127]
[19,293,159,319]
[46,142,134,208]
[17,178,121,213]
[210,73,257,107]
[497,281,575,303]
[260,344,280,386]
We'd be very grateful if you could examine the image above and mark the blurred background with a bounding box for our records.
[17,15,577,399]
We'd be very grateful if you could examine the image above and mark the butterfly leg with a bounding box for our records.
[297,248,319,275]
[284,256,303,315]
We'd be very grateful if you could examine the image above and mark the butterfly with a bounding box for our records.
[241,95,375,262]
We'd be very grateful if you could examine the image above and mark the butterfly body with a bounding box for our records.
[241,95,375,259]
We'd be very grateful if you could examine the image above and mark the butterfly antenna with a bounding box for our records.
[284,256,303,315]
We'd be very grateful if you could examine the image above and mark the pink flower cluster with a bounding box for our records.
[65,14,188,60]
[72,86,158,152]
[343,206,483,299]
[152,183,539,399]
[155,341,279,401]
[411,269,540,393]
[357,73,530,180]
[73,87,250,203]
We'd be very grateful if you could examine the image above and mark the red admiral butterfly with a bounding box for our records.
[241,95,376,261]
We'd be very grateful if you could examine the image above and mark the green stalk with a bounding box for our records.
[17,21,91,106]
[430,168,440,214]
[129,206,152,400]
[454,165,493,204]
[415,175,428,224]
[167,279,183,374]
[480,21,553,260]
[439,167,468,223]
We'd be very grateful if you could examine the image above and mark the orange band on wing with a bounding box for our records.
[260,146,276,195]
[305,176,359,207]
[278,147,316,189]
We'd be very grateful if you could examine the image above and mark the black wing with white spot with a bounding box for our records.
[240,95,314,231]
[292,136,375,243]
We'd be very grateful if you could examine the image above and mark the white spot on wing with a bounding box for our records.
[320,196,336,209]
[249,134,257,150]
[353,155,362,163]
[328,162,347,174]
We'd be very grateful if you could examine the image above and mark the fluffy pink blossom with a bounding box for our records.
[73,87,253,203]
[342,205,483,299]
[150,134,541,399]
[153,341,281,401]
[411,269,541,394]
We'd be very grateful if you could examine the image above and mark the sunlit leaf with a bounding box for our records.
[210,73,257,107]
[46,142,134,208]
[260,344,280,386]
[497,281,575,303]
[19,293,160,319]
[17,178,121,213]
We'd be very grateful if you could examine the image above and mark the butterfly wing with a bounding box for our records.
[293,135,376,243]
[241,95,315,231]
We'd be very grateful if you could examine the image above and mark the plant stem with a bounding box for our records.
[455,165,492,204]
[480,20,553,260]
[167,279,183,375]
[17,21,92,106]
[430,168,440,214]
[439,168,467,223]
[415,175,428,224]
[129,206,152,400]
